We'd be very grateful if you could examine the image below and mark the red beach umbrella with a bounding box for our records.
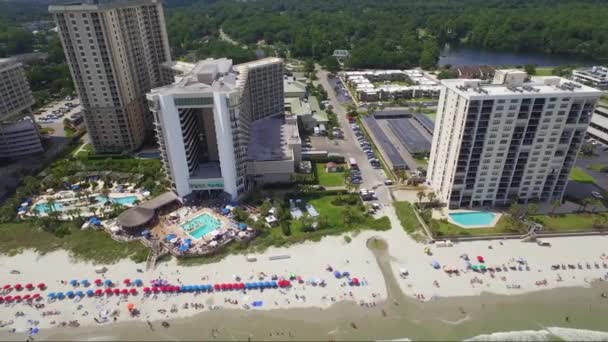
[143,287,150,293]
[37,283,46,290]
[94,279,102,285]
[121,289,129,295]
[25,283,33,290]
[32,293,40,299]
[23,294,31,300]
[172,286,179,292]
[13,295,21,301]
[0,296,4,302]
[4,296,12,302]
[14,284,22,290]
[129,288,137,295]
[123,279,130,285]
[94,289,102,296]
[104,288,112,295]
[2,284,11,290]
[213,284,220,290]
[152,287,160,293]
[113,288,120,295]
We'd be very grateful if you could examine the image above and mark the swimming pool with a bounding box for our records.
[180,213,222,239]
[95,195,138,206]
[33,202,65,214]
[449,212,496,227]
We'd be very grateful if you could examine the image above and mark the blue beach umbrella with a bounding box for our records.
[333,271,341,278]
[81,280,90,287]
[56,292,65,299]
[133,279,143,286]
[69,279,78,286]
[271,281,277,288]
[66,291,75,298]
[76,291,85,297]
[342,272,350,278]
[104,279,112,286]
[86,289,94,297]
[47,292,56,298]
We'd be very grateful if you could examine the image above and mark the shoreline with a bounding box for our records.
[0,206,608,339]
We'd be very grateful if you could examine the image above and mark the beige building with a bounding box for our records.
[148,57,300,200]
[428,70,602,208]
[0,58,43,160]
[49,0,172,153]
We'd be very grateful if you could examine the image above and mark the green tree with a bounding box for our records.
[416,191,426,204]
[524,64,537,75]
[437,69,458,79]
[320,55,340,72]
[419,38,439,69]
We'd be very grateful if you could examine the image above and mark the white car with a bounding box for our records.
[591,191,604,199]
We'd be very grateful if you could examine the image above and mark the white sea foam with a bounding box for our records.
[463,330,552,341]
[546,327,608,341]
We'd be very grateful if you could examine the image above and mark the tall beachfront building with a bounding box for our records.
[428,70,602,208]
[0,58,43,160]
[49,0,172,153]
[147,57,301,200]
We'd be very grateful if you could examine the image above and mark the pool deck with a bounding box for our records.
[27,190,144,219]
[157,208,232,242]
[435,208,502,229]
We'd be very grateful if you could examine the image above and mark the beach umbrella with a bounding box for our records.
[214,284,220,290]
[113,288,120,295]
[13,295,21,301]
[152,287,160,293]
[25,283,34,290]
[342,272,350,278]
[66,291,75,298]
[94,279,102,286]
[476,256,485,263]
[47,292,55,298]
[86,289,94,297]
[95,289,103,296]
[333,271,341,278]
[76,291,85,297]
[127,303,135,311]
[121,289,129,295]
[4,295,13,302]
[32,293,41,300]
[129,288,137,295]
[14,283,22,290]
[57,293,65,300]
[104,288,112,295]
[0,296,3,302]
[104,280,113,287]
[37,283,46,290]
[133,279,143,286]
[123,279,131,285]
[271,281,277,288]
[2,284,11,290]
[70,279,78,286]
[172,286,180,292]
[143,287,151,293]
[23,294,31,300]
[81,280,90,287]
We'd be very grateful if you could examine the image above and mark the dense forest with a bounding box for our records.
[163,0,608,68]
[1,0,608,102]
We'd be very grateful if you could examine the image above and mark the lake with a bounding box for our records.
[439,45,597,67]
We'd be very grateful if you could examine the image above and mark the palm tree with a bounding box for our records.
[550,199,562,215]
[416,191,426,204]
[427,192,437,205]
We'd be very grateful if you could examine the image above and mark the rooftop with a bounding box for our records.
[247,115,300,161]
[308,96,329,122]
[442,71,603,98]
[284,97,311,117]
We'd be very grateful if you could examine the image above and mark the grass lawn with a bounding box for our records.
[414,156,428,166]
[0,221,149,264]
[394,202,423,233]
[74,143,92,157]
[307,195,389,231]
[534,67,554,76]
[531,213,597,231]
[588,164,607,172]
[315,163,345,187]
[569,167,595,183]
[39,127,55,135]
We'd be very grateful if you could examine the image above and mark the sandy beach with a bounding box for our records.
[0,205,607,339]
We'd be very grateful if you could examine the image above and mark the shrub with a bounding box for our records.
[344,235,352,243]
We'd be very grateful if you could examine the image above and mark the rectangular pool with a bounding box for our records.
[95,195,138,206]
[33,202,65,214]
[180,213,222,239]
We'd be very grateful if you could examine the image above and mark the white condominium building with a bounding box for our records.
[587,103,608,145]
[572,66,608,90]
[147,57,301,200]
[0,58,43,160]
[428,70,602,208]
[49,0,172,153]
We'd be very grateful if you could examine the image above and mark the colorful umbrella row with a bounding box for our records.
[0,293,42,302]
[2,283,46,291]
[48,288,138,299]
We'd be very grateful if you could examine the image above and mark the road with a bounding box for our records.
[315,66,392,205]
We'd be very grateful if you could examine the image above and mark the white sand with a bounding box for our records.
[1,204,607,334]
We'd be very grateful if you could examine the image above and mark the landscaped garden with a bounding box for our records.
[569,167,595,183]
[315,162,346,187]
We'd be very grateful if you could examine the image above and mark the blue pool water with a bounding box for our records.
[95,195,138,206]
[449,212,496,227]
[180,213,222,239]
[33,202,65,214]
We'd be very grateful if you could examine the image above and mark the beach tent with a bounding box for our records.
[14,284,22,290]
[81,280,90,287]
[94,279,102,286]
[152,287,160,293]
[476,256,485,263]
[104,288,112,295]
[123,279,131,285]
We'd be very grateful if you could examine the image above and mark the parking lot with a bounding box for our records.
[34,98,82,138]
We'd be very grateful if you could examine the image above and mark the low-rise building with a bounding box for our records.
[572,66,608,90]
[587,102,608,145]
